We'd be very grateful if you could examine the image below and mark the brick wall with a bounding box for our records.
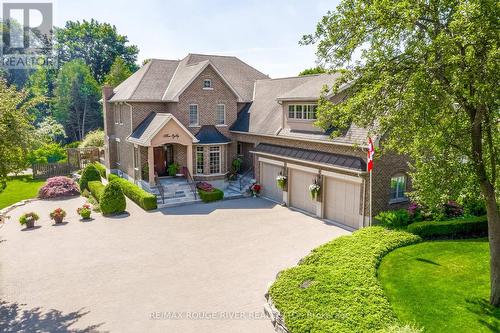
[177,65,238,138]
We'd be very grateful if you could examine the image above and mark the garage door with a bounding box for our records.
[289,169,316,214]
[324,176,361,229]
[260,162,283,203]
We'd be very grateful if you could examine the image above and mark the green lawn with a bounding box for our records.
[379,239,500,332]
[0,176,45,209]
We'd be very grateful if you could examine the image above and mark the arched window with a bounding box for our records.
[390,174,406,200]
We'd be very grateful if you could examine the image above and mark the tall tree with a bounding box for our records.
[53,60,101,141]
[104,57,133,87]
[25,66,56,123]
[0,79,36,188]
[304,1,499,305]
[55,19,139,83]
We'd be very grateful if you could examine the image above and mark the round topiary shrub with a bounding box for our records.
[79,164,101,191]
[99,180,126,215]
[38,176,80,199]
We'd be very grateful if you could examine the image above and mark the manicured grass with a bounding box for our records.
[268,227,421,333]
[379,239,500,332]
[0,176,45,209]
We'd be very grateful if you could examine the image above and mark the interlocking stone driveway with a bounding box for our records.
[0,196,350,332]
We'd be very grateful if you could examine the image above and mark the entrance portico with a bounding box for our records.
[127,113,199,185]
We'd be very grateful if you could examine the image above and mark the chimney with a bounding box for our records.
[102,85,114,101]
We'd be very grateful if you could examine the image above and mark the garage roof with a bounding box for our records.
[254,143,366,172]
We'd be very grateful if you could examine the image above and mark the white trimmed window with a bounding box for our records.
[203,79,212,89]
[189,104,199,126]
[196,147,204,174]
[114,104,119,124]
[288,104,318,120]
[209,146,221,174]
[216,104,225,125]
[115,139,121,165]
[119,104,123,124]
[390,174,406,200]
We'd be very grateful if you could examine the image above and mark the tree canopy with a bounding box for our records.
[104,57,133,87]
[0,80,37,188]
[304,0,499,305]
[53,60,102,141]
[299,66,326,76]
[55,19,139,83]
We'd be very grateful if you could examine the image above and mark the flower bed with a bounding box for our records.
[196,182,214,192]
[38,176,80,199]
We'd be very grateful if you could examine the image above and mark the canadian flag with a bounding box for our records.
[367,137,375,172]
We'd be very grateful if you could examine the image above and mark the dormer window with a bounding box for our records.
[288,104,318,120]
[203,79,212,89]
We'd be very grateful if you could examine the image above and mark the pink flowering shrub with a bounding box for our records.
[38,176,80,199]
[196,182,214,192]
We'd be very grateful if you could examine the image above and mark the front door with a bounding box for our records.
[154,147,166,176]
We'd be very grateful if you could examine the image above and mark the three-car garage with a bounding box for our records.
[255,143,367,230]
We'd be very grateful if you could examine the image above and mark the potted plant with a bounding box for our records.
[276,174,287,190]
[250,183,261,197]
[309,182,321,200]
[19,212,39,229]
[167,163,179,177]
[232,156,242,173]
[77,203,92,220]
[50,208,66,224]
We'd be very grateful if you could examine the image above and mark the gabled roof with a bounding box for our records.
[230,74,369,146]
[276,73,342,101]
[254,143,366,171]
[110,54,268,103]
[127,112,198,146]
[195,125,231,144]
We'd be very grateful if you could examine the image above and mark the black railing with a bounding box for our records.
[182,167,198,200]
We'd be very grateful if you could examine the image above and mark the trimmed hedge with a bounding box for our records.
[108,174,157,210]
[268,227,421,333]
[88,181,105,202]
[100,181,126,215]
[79,164,101,191]
[406,215,488,239]
[198,188,224,203]
[93,162,106,178]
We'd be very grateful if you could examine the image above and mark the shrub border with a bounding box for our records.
[265,227,421,333]
[406,215,487,239]
[108,174,157,210]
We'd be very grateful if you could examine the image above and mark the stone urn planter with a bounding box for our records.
[77,204,92,220]
[19,212,39,229]
[50,208,66,224]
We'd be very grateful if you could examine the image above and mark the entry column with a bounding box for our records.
[148,146,155,185]
[186,144,193,177]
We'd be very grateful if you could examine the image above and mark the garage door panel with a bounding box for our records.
[261,162,283,203]
[290,169,316,214]
[324,176,361,229]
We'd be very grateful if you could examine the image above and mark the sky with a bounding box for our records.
[51,0,341,77]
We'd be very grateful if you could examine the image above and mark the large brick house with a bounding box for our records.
[103,53,410,229]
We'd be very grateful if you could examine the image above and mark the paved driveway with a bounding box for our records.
[0,197,350,332]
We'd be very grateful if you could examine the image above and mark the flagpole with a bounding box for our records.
[369,170,372,226]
